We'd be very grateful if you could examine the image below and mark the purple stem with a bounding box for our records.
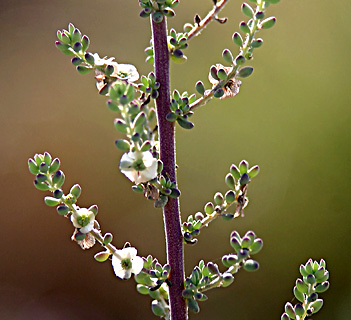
[151,17,187,320]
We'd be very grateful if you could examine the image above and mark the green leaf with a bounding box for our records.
[151,300,165,317]
[293,286,305,303]
[70,184,81,198]
[239,21,250,34]
[44,196,61,207]
[248,165,260,178]
[260,17,276,29]
[177,117,194,129]
[238,66,254,78]
[310,299,324,314]
[241,3,254,18]
[195,81,205,95]
[94,251,110,262]
[222,49,233,64]
[76,66,92,75]
[187,298,200,313]
[233,32,243,47]
[114,119,128,134]
[34,180,50,191]
[115,139,130,152]
[28,159,39,175]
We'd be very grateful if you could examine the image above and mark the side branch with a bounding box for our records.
[187,0,231,41]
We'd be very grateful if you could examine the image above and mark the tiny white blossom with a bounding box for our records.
[119,151,158,184]
[111,247,144,280]
[111,63,139,82]
[70,207,95,233]
[92,53,116,66]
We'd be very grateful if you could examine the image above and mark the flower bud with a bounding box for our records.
[36,173,47,183]
[187,298,199,313]
[243,259,259,272]
[240,173,250,185]
[294,304,304,317]
[222,273,234,287]
[57,204,69,216]
[214,88,224,98]
[251,38,263,48]
[152,11,164,23]
[53,189,63,199]
[235,55,246,66]
[71,57,82,66]
[39,162,49,173]
[306,274,316,285]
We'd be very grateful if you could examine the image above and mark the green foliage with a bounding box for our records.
[281,259,330,319]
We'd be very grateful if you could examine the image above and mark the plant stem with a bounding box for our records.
[151,17,187,320]
[187,0,231,41]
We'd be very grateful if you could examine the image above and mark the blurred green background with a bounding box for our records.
[1,0,350,319]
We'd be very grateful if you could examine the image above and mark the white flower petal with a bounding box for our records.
[123,247,137,259]
[79,220,94,233]
[131,256,144,275]
[111,248,141,280]
[119,151,157,184]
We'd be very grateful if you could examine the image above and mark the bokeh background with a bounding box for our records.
[1,0,350,319]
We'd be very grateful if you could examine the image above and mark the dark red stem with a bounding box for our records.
[151,17,187,320]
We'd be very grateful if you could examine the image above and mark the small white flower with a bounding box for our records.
[119,151,158,184]
[111,247,144,280]
[111,63,139,82]
[92,53,116,66]
[70,207,95,233]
